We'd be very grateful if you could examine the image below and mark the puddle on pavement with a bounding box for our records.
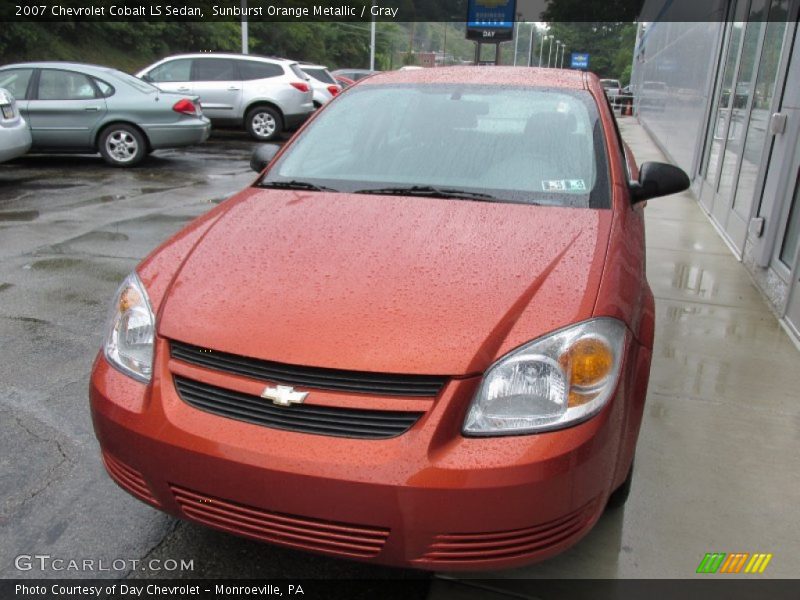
[140,186,184,195]
[69,194,125,209]
[47,289,102,307]
[26,256,130,283]
[45,231,130,254]
[28,257,83,271]
[11,315,49,325]
[0,210,39,222]
[20,181,86,191]
[114,213,191,227]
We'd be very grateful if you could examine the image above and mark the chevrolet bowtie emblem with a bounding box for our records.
[261,385,308,407]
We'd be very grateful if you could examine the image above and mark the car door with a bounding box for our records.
[27,69,108,150]
[190,58,242,122]
[143,58,194,96]
[0,68,35,112]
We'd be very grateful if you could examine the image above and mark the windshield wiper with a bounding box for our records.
[258,180,338,192]
[353,185,499,202]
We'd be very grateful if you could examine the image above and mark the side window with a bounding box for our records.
[37,70,97,101]
[148,59,192,83]
[94,78,115,97]
[303,68,336,84]
[239,61,283,81]
[0,68,34,100]
[193,59,238,82]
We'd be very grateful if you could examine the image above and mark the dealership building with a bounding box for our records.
[630,0,800,343]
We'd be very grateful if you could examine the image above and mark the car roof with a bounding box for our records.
[0,61,120,75]
[153,53,295,65]
[300,64,329,70]
[361,66,587,89]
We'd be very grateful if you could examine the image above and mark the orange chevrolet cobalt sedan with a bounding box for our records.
[90,68,689,570]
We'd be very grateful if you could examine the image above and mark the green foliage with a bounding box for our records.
[0,21,482,73]
[545,22,637,79]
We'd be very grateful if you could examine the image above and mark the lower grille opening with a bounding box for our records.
[102,452,159,507]
[417,502,595,564]
[171,485,390,558]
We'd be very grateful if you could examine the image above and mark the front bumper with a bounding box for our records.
[90,338,643,570]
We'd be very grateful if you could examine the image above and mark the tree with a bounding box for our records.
[545,22,636,79]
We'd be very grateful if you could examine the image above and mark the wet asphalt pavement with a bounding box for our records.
[0,131,423,583]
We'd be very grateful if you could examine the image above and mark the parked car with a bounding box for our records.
[331,68,378,82]
[137,54,314,141]
[90,67,689,570]
[0,87,31,163]
[299,64,341,107]
[334,75,355,89]
[0,62,209,167]
[615,85,634,112]
[600,78,622,100]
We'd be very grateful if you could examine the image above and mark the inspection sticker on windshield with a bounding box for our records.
[542,179,587,192]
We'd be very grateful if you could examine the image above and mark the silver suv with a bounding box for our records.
[136,54,314,141]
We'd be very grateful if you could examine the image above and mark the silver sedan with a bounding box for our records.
[0,88,32,163]
[0,62,211,167]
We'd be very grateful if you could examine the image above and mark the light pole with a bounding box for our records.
[547,37,556,68]
[527,24,536,67]
[560,45,566,68]
[369,2,376,71]
[443,22,447,66]
[538,34,549,68]
[240,0,248,54]
[513,17,520,66]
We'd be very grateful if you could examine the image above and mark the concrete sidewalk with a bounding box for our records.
[429,119,800,597]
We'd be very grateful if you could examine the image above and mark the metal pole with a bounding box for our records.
[561,45,566,68]
[547,38,554,67]
[538,34,547,67]
[369,2,376,71]
[527,24,535,67]
[513,20,520,66]
[240,0,248,54]
[474,42,481,65]
[443,23,447,66]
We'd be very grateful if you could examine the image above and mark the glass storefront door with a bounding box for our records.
[780,139,800,337]
[699,0,790,254]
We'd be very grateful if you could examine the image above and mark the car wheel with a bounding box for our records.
[99,125,146,167]
[246,106,282,141]
[606,461,634,510]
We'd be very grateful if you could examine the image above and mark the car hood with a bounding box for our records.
[158,189,612,376]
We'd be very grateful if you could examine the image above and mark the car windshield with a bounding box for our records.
[264,84,610,208]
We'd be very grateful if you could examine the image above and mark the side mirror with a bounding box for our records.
[250,144,281,173]
[630,161,690,203]
[141,74,153,83]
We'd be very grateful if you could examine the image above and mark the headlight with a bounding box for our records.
[104,272,155,383]
[463,318,628,436]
